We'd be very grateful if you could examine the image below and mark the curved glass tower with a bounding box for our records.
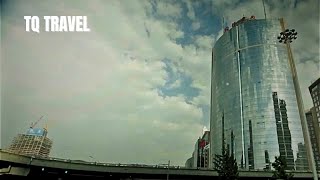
[210,18,309,170]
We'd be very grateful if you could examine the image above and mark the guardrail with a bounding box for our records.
[0,150,318,178]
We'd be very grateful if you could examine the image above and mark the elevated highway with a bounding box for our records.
[0,150,318,179]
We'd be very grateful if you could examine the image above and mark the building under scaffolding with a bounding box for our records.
[7,128,52,158]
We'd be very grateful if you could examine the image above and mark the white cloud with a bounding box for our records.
[184,0,196,21]
[192,21,201,31]
[202,126,209,134]
[2,0,203,166]
[212,0,267,24]
[297,60,320,108]
[193,35,214,50]
[168,79,182,89]
[184,0,202,31]
[155,1,182,18]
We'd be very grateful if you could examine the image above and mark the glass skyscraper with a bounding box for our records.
[209,18,309,170]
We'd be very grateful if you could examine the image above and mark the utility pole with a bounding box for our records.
[199,138,201,169]
[159,160,170,180]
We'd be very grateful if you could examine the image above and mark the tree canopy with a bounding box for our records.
[213,146,239,180]
[272,155,293,180]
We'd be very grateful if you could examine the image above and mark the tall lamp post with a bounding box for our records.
[89,155,98,165]
[159,160,170,180]
[278,18,318,180]
[167,160,170,180]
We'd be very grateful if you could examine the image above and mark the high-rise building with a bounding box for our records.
[309,78,320,126]
[305,108,320,170]
[7,128,53,158]
[210,17,309,170]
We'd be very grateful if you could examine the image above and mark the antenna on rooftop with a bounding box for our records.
[222,16,225,30]
[262,0,267,19]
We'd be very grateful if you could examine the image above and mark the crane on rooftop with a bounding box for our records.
[30,116,44,129]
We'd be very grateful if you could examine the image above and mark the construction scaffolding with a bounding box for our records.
[7,128,52,158]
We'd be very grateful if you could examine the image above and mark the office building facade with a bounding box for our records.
[309,78,320,126]
[210,18,308,170]
[305,108,320,170]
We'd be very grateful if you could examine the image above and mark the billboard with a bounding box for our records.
[27,128,45,136]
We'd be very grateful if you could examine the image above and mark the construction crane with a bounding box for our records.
[30,116,44,129]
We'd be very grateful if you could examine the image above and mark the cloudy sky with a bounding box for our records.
[1,0,319,166]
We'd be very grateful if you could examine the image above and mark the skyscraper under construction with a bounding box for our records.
[7,127,52,158]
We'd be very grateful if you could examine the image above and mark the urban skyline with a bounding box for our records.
[2,0,319,166]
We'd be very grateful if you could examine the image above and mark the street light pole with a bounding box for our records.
[158,160,170,180]
[89,155,98,164]
[89,155,94,161]
[167,160,170,180]
[278,18,318,180]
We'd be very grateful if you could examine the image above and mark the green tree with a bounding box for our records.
[213,146,239,180]
[272,155,293,180]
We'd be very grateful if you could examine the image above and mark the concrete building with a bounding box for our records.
[210,17,309,170]
[306,108,320,170]
[7,128,52,158]
[192,138,199,168]
[199,131,210,168]
[309,78,320,126]
[186,131,210,169]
